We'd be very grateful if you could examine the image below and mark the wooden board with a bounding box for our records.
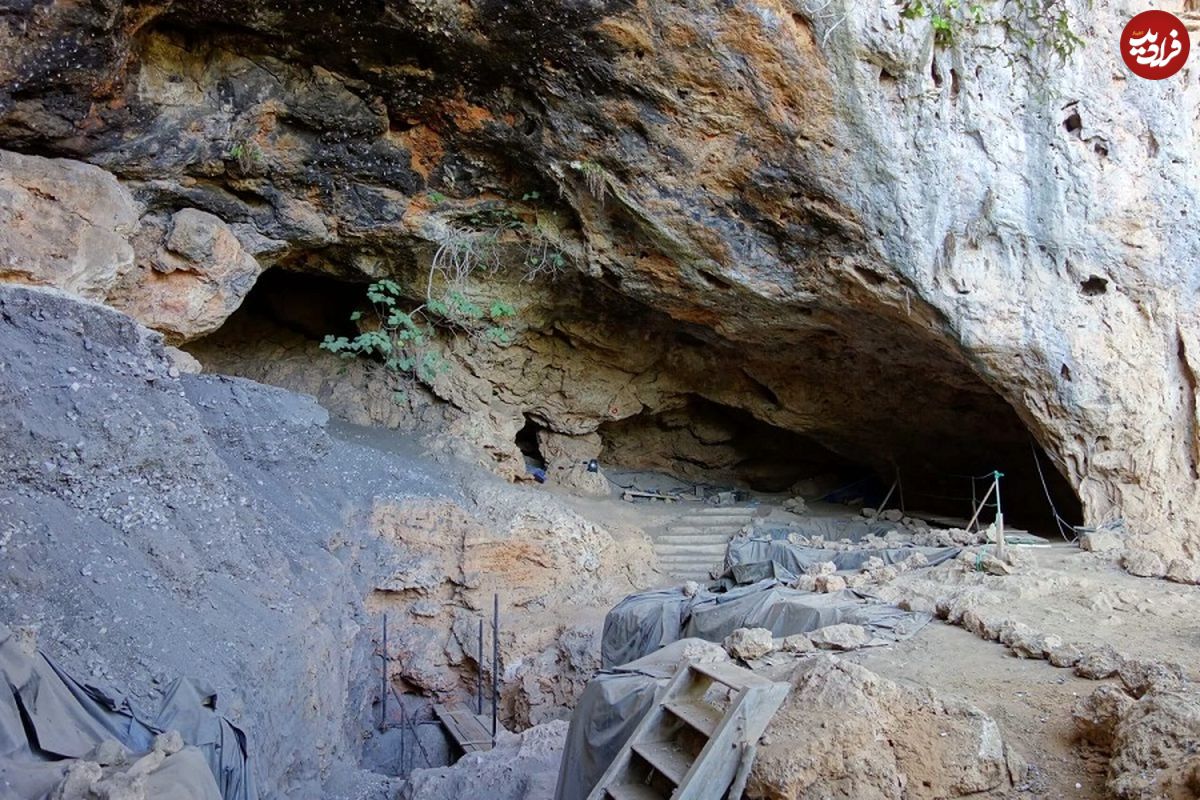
[434,705,494,754]
[622,490,677,503]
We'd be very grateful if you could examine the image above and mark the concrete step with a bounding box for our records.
[655,536,734,547]
[657,528,737,537]
[657,556,723,567]
[676,511,754,520]
[657,553,724,563]
[664,524,745,534]
[654,543,728,556]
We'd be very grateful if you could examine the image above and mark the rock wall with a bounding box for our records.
[0,0,1196,568]
[0,284,654,796]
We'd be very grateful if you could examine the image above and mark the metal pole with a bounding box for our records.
[400,705,410,777]
[868,477,898,524]
[964,480,997,533]
[477,617,484,716]
[491,593,499,746]
[380,614,388,731]
[994,471,1006,558]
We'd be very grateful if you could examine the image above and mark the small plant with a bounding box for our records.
[427,190,448,205]
[569,160,609,201]
[322,280,519,405]
[226,140,264,172]
[320,280,443,399]
[900,0,1083,60]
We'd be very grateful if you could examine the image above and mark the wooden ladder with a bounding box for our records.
[585,660,789,800]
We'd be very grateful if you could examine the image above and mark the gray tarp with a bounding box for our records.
[763,517,894,542]
[601,579,931,668]
[0,626,256,800]
[554,639,728,800]
[724,533,961,575]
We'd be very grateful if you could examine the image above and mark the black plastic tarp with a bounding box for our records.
[724,533,961,575]
[0,625,256,800]
[601,579,931,668]
[553,639,728,800]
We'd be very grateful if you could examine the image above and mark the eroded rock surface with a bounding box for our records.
[0,0,1196,565]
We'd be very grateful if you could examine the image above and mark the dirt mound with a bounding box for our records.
[1076,681,1200,800]
[0,285,652,797]
[400,721,567,800]
[749,655,1022,800]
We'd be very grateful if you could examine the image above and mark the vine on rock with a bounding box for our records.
[901,0,1085,60]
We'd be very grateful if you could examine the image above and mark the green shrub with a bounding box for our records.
[901,0,1083,59]
[321,279,518,404]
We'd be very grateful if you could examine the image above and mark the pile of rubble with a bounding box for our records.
[789,551,934,593]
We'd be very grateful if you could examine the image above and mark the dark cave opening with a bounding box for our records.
[597,395,1082,538]
[598,397,861,495]
[515,414,546,470]
[191,267,1084,538]
[225,267,367,339]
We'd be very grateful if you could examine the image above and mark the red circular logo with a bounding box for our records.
[1121,10,1189,80]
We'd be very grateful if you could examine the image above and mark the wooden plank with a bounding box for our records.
[606,784,665,800]
[675,680,789,800]
[663,699,721,737]
[632,741,694,785]
[584,663,697,800]
[434,705,494,754]
[689,660,776,690]
[623,490,677,503]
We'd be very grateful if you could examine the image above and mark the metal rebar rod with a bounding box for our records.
[380,613,388,731]
[477,617,484,716]
[491,593,499,745]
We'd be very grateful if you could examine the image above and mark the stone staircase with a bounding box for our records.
[653,506,755,582]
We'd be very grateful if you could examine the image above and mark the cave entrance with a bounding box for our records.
[597,395,1082,538]
[185,267,368,375]
[515,414,546,470]
[599,397,865,495]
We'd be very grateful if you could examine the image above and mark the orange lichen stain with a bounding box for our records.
[664,21,700,48]
[634,251,684,291]
[595,16,656,53]
[391,124,445,181]
[441,94,496,134]
[712,2,835,130]
[667,304,723,326]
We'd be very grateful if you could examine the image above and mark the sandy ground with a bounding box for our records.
[539,491,1191,800]
[887,543,1200,677]
[850,623,1112,798]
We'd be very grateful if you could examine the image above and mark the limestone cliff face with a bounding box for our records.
[1,0,1197,570]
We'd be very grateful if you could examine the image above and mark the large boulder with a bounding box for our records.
[0,150,138,299]
[114,208,263,343]
[400,721,568,800]
[749,657,1020,800]
[1108,684,1200,800]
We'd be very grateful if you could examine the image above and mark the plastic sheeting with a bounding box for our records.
[724,533,961,576]
[762,516,894,542]
[553,639,728,800]
[601,579,931,668]
[0,626,256,800]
